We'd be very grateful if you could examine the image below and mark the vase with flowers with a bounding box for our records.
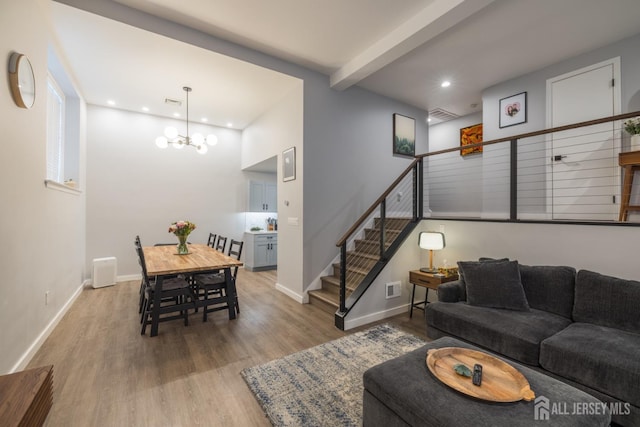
[169,220,196,255]
[624,117,640,151]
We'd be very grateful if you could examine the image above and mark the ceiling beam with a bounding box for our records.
[330,0,496,91]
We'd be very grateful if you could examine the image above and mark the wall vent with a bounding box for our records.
[164,98,182,106]
[385,281,402,299]
[428,108,459,124]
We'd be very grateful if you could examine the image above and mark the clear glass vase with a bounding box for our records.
[176,234,189,255]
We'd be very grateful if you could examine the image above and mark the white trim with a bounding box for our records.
[276,282,305,303]
[10,283,84,373]
[343,304,409,331]
[84,274,141,288]
[44,179,81,194]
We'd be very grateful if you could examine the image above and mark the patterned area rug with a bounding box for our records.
[241,324,426,426]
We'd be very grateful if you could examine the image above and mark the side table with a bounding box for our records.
[409,270,457,318]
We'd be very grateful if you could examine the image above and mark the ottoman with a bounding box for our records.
[363,337,611,427]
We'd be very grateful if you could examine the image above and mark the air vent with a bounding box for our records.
[428,108,459,124]
[164,98,182,106]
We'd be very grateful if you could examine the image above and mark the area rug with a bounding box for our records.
[241,324,426,426]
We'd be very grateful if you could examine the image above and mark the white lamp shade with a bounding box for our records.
[418,232,445,250]
[192,133,204,145]
[155,136,168,149]
[164,126,178,139]
[206,134,218,146]
[196,143,208,154]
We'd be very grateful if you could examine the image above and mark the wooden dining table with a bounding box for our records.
[143,243,243,337]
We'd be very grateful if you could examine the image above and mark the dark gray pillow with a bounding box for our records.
[458,260,530,311]
[457,257,509,301]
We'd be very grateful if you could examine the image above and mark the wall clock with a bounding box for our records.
[8,52,36,109]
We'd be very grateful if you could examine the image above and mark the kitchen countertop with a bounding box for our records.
[245,230,277,235]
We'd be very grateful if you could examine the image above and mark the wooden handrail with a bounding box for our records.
[336,159,419,246]
[417,111,640,159]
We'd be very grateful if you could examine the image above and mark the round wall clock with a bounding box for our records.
[8,52,36,109]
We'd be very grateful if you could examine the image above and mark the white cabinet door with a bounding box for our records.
[264,182,277,212]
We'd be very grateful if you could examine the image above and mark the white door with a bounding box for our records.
[547,59,620,220]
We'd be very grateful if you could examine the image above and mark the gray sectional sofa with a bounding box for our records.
[425,260,640,426]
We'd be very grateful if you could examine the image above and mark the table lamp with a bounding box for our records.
[418,231,445,273]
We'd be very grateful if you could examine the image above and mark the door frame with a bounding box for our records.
[544,57,622,219]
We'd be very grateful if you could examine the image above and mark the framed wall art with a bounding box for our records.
[499,92,527,128]
[393,113,415,157]
[283,147,296,182]
[460,123,483,156]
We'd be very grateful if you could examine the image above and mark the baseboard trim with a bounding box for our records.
[275,282,305,304]
[83,274,140,288]
[343,304,409,331]
[10,282,84,373]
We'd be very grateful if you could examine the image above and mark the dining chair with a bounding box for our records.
[194,239,243,320]
[215,235,228,253]
[207,233,217,248]
[136,242,196,335]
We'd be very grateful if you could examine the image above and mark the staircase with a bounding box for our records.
[309,217,411,314]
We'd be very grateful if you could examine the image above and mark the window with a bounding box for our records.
[46,74,65,183]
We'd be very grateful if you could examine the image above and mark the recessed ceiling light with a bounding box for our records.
[142,106,149,112]
[173,112,180,118]
[427,117,432,122]
[441,81,451,88]
[227,122,233,128]
[107,100,116,106]
[201,118,208,122]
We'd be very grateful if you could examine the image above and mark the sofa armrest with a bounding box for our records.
[438,280,465,302]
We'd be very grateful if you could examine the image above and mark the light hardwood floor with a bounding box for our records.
[28,268,428,426]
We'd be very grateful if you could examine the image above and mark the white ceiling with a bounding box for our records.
[52,0,640,128]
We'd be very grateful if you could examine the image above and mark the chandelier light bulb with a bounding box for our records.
[196,144,208,154]
[155,136,169,149]
[164,126,178,139]
[206,134,218,146]
[172,141,184,149]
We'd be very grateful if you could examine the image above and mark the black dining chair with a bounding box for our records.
[207,233,217,248]
[136,241,196,335]
[194,239,243,320]
[215,235,228,253]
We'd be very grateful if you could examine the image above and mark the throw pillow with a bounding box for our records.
[458,259,530,311]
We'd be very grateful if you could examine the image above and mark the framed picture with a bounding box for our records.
[283,147,296,182]
[460,123,483,156]
[499,92,527,128]
[393,113,415,157]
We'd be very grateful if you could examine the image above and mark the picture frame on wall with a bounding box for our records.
[460,123,483,156]
[393,113,416,157]
[283,147,296,182]
[499,92,527,128]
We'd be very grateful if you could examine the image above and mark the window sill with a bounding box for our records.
[44,180,82,195]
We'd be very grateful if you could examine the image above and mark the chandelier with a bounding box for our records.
[155,86,218,154]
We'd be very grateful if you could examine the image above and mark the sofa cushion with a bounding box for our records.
[425,302,571,365]
[519,265,576,319]
[573,270,640,333]
[540,322,640,408]
[457,260,529,311]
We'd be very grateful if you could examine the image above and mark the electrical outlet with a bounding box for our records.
[397,191,403,202]
[45,291,49,306]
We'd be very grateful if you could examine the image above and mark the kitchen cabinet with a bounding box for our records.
[249,180,277,212]
[244,232,277,271]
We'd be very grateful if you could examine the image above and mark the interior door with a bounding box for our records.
[548,60,619,220]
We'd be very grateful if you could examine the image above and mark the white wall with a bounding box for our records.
[86,106,244,276]
[242,84,305,301]
[0,0,87,373]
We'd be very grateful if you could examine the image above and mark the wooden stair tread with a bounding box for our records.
[308,289,340,307]
[321,275,358,292]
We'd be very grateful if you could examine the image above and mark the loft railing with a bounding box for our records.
[421,111,640,222]
[333,110,640,329]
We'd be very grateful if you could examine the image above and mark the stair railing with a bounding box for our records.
[334,158,423,329]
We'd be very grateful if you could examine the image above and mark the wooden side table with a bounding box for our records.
[619,150,640,221]
[409,270,458,318]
